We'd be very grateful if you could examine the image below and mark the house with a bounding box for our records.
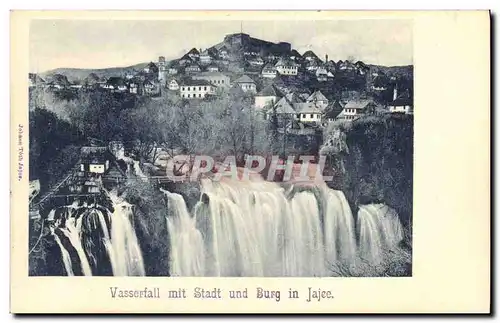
[192,72,230,88]
[337,99,377,121]
[325,60,337,73]
[129,81,140,94]
[180,80,216,99]
[168,61,180,75]
[144,62,159,75]
[294,102,323,123]
[338,60,356,72]
[47,74,70,89]
[306,90,329,111]
[144,80,160,96]
[70,83,83,89]
[79,147,112,174]
[265,96,296,120]
[323,100,344,123]
[187,48,200,61]
[355,61,369,75]
[83,73,100,88]
[248,56,264,66]
[206,64,219,72]
[185,63,201,74]
[179,54,194,66]
[371,74,390,91]
[302,50,321,62]
[388,87,413,114]
[306,59,321,72]
[275,58,298,76]
[106,77,128,92]
[289,49,302,61]
[315,67,329,82]
[199,48,216,65]
[255,84,281,110]
[167,78,180,91]
[233,75,257,93]
[261,63,278,78]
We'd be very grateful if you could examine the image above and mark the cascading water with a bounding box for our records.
[108,193,146,276]
[41,191,145,276]
[163,178,399,277]
[164,190,205,277]
[59,215,93,276]
[357,204,404,265]
[53,232,74,276]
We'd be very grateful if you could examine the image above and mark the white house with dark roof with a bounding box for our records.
[306,90,329,111]
[199,49,215,65]
[261,63,277,78]
[388,87,413,114]
[185,63,201,74]
[275,58,298,76]
[206,64,219,72]
[234,75,257,93]
[248,56,264,66]
[315,66,329,82]
[167,78,179,91]
[192,72,230,88]
[265,96,296,120]
[255,84,281,109]
[294,102,323,123]
[186,48,200,61]
[337,99,377,121]
[180,80,216,99]
[302,50,320,62]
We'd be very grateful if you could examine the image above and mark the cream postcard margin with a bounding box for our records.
[10,10,490,314]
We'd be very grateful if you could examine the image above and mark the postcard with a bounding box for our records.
[10,10,490,314]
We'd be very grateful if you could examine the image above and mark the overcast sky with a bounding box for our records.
[30,19,412,73]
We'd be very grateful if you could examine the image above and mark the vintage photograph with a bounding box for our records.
[27,19,414,277]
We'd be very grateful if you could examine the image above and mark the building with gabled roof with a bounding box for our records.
[233,74,257,93]
[255,84,282,109]
[186,48,200,60]
[323,100,344,123]
[306,90,329,110]
[261,63,277,79]
[192,71,230,87]
[293,102,323,123]
[179,79,216,99]
[337,99,377,121]
[388,87,413,114]
[144,62,159,74]
[275,58,298,76]
[302,50,321,62]
[206,64,219,72]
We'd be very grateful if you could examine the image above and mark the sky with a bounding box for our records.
[30,19,412,73]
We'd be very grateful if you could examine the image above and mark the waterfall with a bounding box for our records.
[164,179,386,277]
[53,233,74,276]
[321,188,357,266]
[43,191,145,276]
[109,194,146,276]
[59,217,93,276]
[357,204,404,265]
[164,191,205,277]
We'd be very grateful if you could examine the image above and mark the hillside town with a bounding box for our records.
[29,32,413,131]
